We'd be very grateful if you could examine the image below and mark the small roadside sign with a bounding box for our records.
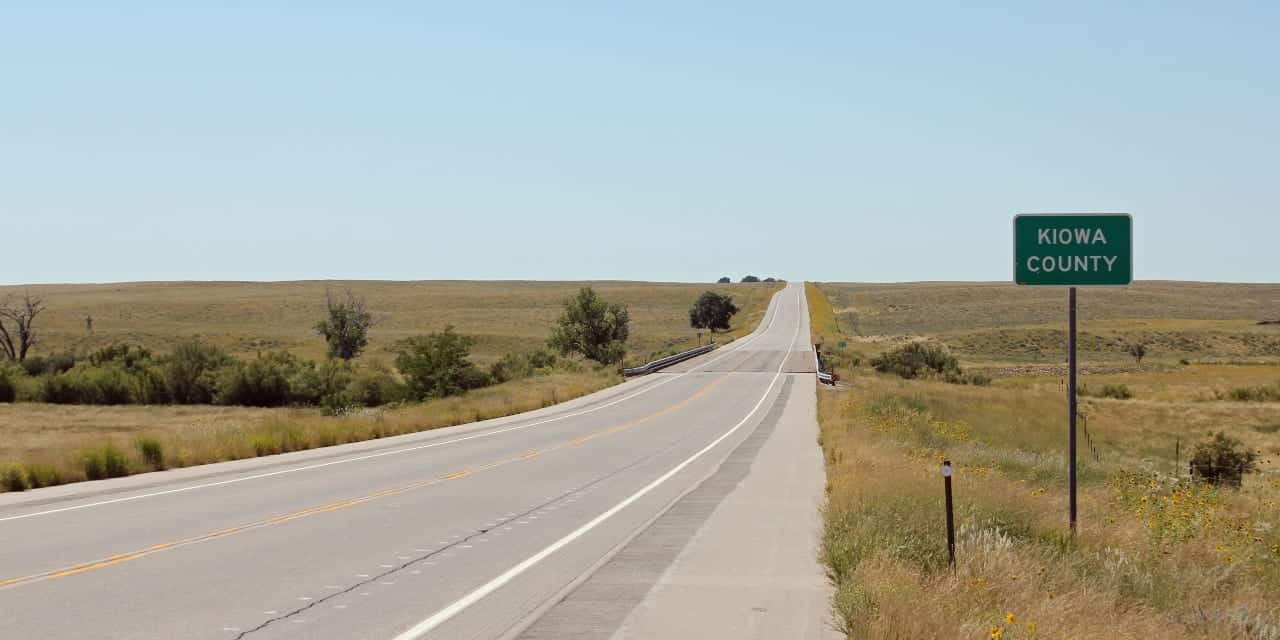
[1014,214,1132,287]
[837,341,847,348]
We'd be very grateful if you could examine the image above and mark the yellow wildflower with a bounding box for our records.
[1006,612,1017,624]
[990,626,1004,639]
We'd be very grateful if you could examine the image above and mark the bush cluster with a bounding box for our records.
[870,342,990,386]
[3,334,563,410]
[871,342,958,379]
[0,368,15,403]
[2,287,632,412]
[395,326,491,401]
[1081,383,1133,400]
[1190,431,1259,487]
[488,349,557,384]
[1226,384,1280,402]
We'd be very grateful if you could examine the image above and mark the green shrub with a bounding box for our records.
[130,365,171,404]
[528,348,557,370]
[1100,384,1133,400]
[163,340,232,404]
[2,464,30,492]
[344,362,403,407]
[38,374,80,404]
[1190,432,1259,488]
[395,327,489,401]
[870,342,959,379]
[137,437,165,470]
[0,369,15,403]
[19,356,47,377]
[215,352,309,407]
[488,353,522,384]
[489,352,543,383]
[88,343,153,371]
[41,365,135,405]
[80,444,130,480]
[21,350,78,376]
[23,463,65,488]
[75,366,134,405]
[297,357,357,407]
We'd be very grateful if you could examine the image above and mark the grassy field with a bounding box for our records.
[820,281,1280,366]
[0,280,778,491]
[0,280,780,366]
[808,282,1280,639]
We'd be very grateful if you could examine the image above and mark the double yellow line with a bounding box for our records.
[0,374,728,590]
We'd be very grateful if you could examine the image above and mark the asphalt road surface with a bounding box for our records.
[0,282,836,639]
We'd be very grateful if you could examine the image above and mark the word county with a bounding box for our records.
[1024,227,1119,274]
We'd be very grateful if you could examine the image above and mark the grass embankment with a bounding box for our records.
[2,371,614,491]
[0,280,778,492]
[807,283,1280,639]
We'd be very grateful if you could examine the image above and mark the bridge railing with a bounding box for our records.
[815,345,834,385]
[622,343,717,377]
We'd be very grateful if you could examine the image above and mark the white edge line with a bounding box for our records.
[390,286,803,640]
[0,290,784,524]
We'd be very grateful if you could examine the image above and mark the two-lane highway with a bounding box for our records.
[0,282,834,639]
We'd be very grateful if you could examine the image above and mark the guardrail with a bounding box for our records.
[815,345,834,385]
[623,343,717,377]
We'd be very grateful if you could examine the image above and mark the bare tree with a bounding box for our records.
[0,291,47,362]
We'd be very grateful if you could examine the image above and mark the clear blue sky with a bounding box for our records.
[3,2,1276,284]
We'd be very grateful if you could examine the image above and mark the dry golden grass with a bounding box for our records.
[1000,364,1280,403]
[808,283,1280,639]
[1,371,616,488]
[0,280,779,365]
[819,281,1280,366]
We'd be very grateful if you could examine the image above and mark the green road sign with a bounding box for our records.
[837,341,847,348]
[1014,214,1132,286]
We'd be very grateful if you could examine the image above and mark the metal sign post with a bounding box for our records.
[1068,287,1078,532]
[1014,213,1133,534]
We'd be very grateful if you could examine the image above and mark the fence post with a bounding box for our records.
[942,460,956,569]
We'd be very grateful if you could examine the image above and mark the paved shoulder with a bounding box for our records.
[519,374,838,640]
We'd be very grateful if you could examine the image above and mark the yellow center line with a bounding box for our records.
[0,374,729,590]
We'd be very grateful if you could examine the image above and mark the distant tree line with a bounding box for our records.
[717,276,780,284]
